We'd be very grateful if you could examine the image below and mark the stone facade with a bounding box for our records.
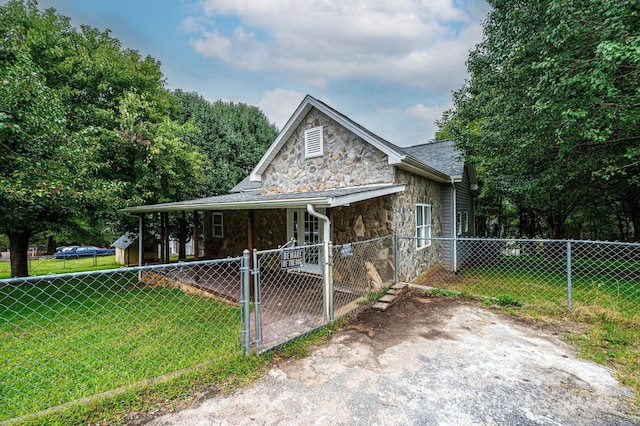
[211,209,287,258]
[392,170,443,282]
[262,108,394,193]
[331,196,394,244]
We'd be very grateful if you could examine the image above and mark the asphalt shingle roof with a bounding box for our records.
[402,140,464,178]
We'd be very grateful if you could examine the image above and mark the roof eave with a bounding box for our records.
[122,184,407,214]
[395,156,450,183]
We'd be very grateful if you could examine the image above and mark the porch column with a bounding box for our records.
[163,212,170,263]
[138,214,144,267]
[193,210,200,260]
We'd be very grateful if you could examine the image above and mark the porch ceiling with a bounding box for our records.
[123,184,405,213]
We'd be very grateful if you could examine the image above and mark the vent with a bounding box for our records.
[304,126,323,158]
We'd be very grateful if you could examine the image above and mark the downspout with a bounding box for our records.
[451,179,458,273]
[307,204,333,323]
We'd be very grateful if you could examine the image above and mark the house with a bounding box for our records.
[124,95,477,281]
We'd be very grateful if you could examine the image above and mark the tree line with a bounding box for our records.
[0,0,277,277]
[438,0,639,241]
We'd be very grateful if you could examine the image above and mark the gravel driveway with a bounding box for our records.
[147,292,638,426]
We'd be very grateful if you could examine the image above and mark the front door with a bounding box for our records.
[287,208,324,273]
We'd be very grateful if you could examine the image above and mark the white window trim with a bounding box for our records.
[463,211,469,233]
[416,203,431,250]
[212,212,223,238]
[304,126,323,158]
[456,212,462,236]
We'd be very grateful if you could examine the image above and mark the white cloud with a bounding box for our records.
[186,0,489,89]
[257,89,307,129]
[408,101,453,123]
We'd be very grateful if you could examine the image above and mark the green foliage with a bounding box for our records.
[440,0,640,240]
[169,90,278,195]
[424,288,461,298]
[0,1,206,276]
[494,293,524,307]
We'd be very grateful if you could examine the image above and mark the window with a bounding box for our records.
[304,126,323,158]
[212,212,223,238]
[416,204,431,249]
[457,211,469,236]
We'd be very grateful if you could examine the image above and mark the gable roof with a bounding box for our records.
[249,95,452,184]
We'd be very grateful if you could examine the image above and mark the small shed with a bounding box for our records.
[112,232,157,266]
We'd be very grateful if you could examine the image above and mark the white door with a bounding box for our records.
[287,208,324,273]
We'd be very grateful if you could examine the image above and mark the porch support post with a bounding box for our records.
[193,210,200,260]
[138,214,144,267]
[163,212,170,263]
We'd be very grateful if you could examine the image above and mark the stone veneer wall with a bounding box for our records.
[262,108,394,193]
[331,196,394,244]
[332,196,396,282]
[393,170,443,282]
[210,209,287,258]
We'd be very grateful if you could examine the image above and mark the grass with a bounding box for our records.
[0,272,243,422]
[0,256,121,279]
[9,328,333,426]
[0,254,200,279]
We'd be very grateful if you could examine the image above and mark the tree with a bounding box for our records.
[440,0,640,240]
[169,90,278,195]
[1,1,205,276]
[0,18,82,276]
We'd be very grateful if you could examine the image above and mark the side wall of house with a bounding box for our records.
[441,183,454,270]
[262,108,394,193]
[393,170,443,282]
[454,165,476,269]
[456,165,475,237]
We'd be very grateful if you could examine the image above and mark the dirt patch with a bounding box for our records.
[144,292,638,426]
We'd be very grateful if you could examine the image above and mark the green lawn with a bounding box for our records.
[0,255,122,279]
[0,271,242,421]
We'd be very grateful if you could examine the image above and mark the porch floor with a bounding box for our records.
[157,264,366,348]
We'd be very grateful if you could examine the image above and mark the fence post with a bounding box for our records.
[252,248,262,350]
[327,241,334,324]
[322,241,334,324]
[241,249,251,355]
[567,241,572,312]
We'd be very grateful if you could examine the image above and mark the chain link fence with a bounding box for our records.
[408,237,640,320]
[0,258,243,422]
[3,235,639,421]
[333,235,396,319]
[252,244,326,351]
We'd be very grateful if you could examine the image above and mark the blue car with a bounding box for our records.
[54,246,115,259]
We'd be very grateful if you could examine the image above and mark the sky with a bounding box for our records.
[29,0,490,147]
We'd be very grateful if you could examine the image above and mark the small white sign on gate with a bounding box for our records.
[281,247,304,269]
